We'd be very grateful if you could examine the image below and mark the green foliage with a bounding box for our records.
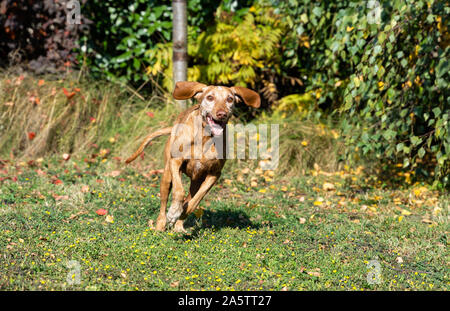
[146,4,298,105]
[339,0,449,186]
[271,0,449,186]
[80,0,220,84]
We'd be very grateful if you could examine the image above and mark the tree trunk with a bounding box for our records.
[172,0,187,109]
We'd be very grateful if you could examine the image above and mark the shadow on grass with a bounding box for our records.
[181,208,260,239]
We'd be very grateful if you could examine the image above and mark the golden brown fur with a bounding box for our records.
[126,81,260,232]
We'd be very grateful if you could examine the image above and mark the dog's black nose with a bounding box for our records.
[216,110,227,120]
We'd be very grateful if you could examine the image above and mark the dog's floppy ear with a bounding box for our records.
[231,86,261,108]
[173,81,207,100]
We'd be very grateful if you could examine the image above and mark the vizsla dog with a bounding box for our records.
[126,81,260,232]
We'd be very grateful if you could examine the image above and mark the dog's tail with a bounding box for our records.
[125,127,172,164]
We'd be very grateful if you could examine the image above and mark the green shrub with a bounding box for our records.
[146,4,299,106]
[270,0,449,186]
[80,0,222,85]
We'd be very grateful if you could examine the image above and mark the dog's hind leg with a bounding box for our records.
[173,180,202,232]
[156,163,172,231]
[166,159,185,226]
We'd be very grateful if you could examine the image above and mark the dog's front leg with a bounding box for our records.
[181,174,219,218]
[166,159,185,226]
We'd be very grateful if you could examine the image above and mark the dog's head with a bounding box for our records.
[173,81,260,136]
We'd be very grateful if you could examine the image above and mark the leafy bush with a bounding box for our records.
[81,0,221,84]
[147,4,302,106]
[269,0,449,186]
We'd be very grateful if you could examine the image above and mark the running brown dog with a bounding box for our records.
[125,81,260,232]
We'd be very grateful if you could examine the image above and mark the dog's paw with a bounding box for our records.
[173,220,187,233]
[167,202,183,226]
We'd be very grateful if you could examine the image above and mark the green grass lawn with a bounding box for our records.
[0,156,448,291]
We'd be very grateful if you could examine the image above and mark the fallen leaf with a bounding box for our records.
[299,217,306,224]
[53,194,69,201]
[62,153,71,161]
[27,132,36,140]
[105,215,114,223]
[170,281,180,288]
[35,169,46,176]
[194,207,204,218]
[68,211,88,220]
[421,218,433,224]
[62,88,76,99]
[146,111,155,118]
[110,170,121,177]
[96,209,107,216]
[323,182,336,191]
[401,209,411,216]
[307,269,321,277]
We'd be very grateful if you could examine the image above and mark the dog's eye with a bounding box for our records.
[226,96,234,103]
[206,95,214,101]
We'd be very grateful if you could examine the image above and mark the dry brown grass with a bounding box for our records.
[0,72,178,165]
[0,72,344,176]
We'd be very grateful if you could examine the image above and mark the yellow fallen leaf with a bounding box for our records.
[313,201,323,206]
[105,215,114,223]
[322,182,335,191]
[265,170,275,178]
[401,209,411,216]
[258,189,267,193]
[241,168,250,174]
[280,186,288,192]
[398,216,404,222]
[194,207,204,218]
